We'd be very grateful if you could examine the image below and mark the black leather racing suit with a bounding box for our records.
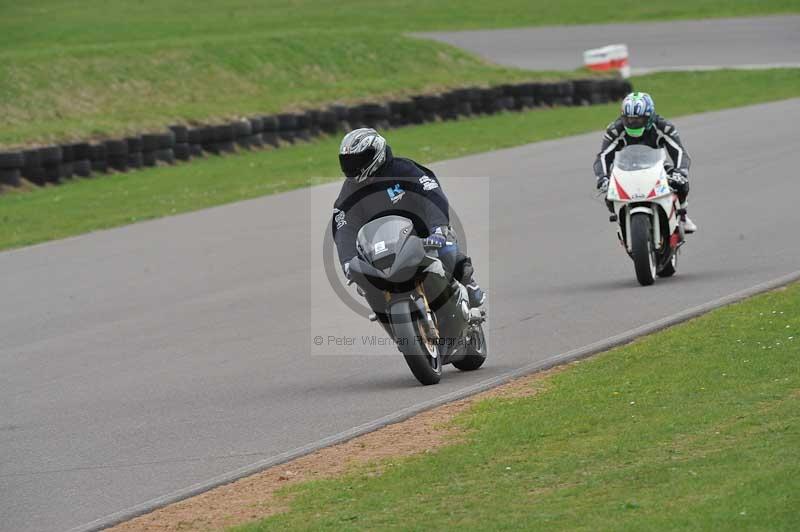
[593,115,692,201]
[332,147,476,290]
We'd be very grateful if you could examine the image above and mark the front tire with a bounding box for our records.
[452,323,487,371]
[392,300,442,385]
[630,213,656,286]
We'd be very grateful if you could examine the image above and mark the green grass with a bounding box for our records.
[1,68,799,251]
[4,0,796,49]
[232,282,800,531]
[2,0,798,147]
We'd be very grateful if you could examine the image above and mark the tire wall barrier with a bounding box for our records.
[0,78,632,190]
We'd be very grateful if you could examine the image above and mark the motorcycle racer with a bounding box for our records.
[594,92,697,233]
[332,128,485,308]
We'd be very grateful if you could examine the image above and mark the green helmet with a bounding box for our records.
[621,92,655,137]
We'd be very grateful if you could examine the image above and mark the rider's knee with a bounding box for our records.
[454,255,474,284]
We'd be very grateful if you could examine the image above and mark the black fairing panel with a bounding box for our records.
[356,216,415,265]
[349,256,385,280]
[354,215,430,286]
[385,236,426,283]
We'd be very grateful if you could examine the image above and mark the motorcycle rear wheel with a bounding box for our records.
[452,323,487,371]
[631,213,656,286]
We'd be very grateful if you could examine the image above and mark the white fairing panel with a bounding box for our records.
[606,147,680,251]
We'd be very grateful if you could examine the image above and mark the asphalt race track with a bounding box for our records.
[417,16,800,73]
[2,98,799,531]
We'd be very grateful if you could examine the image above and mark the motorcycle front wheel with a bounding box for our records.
[392,300,442,385]
[631,213,656,286]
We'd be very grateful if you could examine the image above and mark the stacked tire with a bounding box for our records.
[42,146,64,183]
[22,148,46,185]
[261,116,279,148]
[317,109,338,135]
[233,120,252,150]
[67,142,92,177]
[106,139,128,172]
[90,144,108,174]
[0,150,24,187]
[127,136,143,170]
[245,118,264,149]
[307,110,322,137]
[215,124,236,154]
[59,144,75,179]
[187,127,207,157]
[277,113,298,144]
[170,125,191,161]
[296,113,312,142]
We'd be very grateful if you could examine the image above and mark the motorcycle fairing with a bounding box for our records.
[354,215,428,284]
[607,146,680,253]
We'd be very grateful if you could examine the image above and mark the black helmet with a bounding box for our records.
[338,128,387,182]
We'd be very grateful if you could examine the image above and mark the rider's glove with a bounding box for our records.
[423,233,447,249]
[596,175,609,194]
[343,261,352,280]
[423,227,448,249]
[668,172,688,189]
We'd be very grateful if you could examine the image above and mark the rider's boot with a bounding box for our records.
[452,255,486,308]
[466,281,486,308]
[681,201,697,234]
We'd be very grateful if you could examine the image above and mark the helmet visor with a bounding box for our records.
[339,149,375,179]
[622,115,648,131]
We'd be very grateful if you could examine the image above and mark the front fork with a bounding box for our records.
[612,200,685,266]
[415,280,439,340]
[379,282,440,336]
[614,204,670,254]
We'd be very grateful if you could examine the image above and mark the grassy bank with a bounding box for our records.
[1,69,799,252]
[1,0,798,147]
[233,282,800,531]
[0,32,551,148]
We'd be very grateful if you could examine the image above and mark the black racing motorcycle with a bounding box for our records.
[348,216,487,385]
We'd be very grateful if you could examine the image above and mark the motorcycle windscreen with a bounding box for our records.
[356,215,416,270]
[615,145,664,171]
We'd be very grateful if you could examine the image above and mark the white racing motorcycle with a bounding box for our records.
[606,145,685,286]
